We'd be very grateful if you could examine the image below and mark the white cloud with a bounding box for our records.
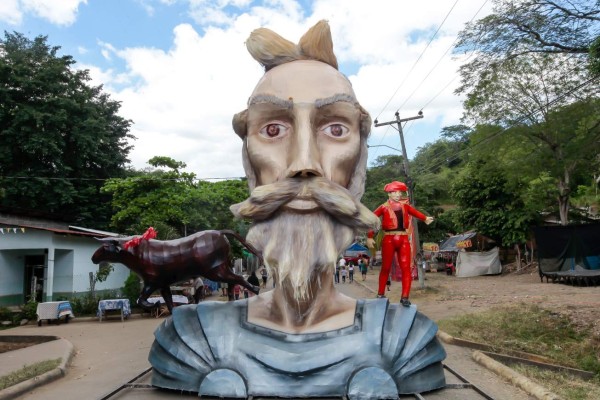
[21,0,87,26]
[0,0,22,25]
[27,0,493,178]
[98,21,264,179]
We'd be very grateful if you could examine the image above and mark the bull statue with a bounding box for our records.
[91,228,262,312]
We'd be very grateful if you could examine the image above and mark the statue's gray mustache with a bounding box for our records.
[230,177,380,231]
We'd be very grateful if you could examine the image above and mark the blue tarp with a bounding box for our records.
[345,242,369,256]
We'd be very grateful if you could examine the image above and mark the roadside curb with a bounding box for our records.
[0,338,74,400]
[437,331,562,400]
[472,351,561,400]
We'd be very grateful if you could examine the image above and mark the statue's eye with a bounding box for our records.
[322,123,349,138]
[259,123,289,138]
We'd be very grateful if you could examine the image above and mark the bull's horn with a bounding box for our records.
[96,237,116,242]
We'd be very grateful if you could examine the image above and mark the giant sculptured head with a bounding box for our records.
[232,20,372,201]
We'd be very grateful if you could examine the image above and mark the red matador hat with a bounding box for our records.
[384,181,408,192]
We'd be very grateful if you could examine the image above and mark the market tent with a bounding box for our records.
[439,231,478,252]
[344,242,369,257]
[455,247,502,277]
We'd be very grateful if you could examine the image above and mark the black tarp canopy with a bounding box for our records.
[534,223,600,285]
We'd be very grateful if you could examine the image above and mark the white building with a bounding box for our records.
[0,213,129,306]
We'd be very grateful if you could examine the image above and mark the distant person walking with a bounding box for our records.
[261,268,268,288]
[348,263,354,283]
[341,266,348,283]
[337,257,346,284]
[359,259,368,281]
[247,271,260,297]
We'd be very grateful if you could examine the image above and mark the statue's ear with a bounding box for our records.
[232,109,248,139]
[358,104,372,138]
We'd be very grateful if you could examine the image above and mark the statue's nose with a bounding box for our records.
[286,119,324,179]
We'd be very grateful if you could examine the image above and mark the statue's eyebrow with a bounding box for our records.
[247,94,293,109]
[314,94,360,109]
[248,93,360,109]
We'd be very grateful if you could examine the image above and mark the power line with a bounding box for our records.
[373,0,461,123]
[397,0,490,111]
[396,52,589,176]
[370,1,494,162]
[411,56,591,175]
[411,73,600,177]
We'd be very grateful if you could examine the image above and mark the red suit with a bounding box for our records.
[369,200,428,298]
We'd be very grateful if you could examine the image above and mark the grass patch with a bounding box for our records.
[511,365,600,400]
[438,304,600,400]
[0,358,61,390]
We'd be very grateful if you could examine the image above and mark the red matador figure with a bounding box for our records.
[367,181,433,306]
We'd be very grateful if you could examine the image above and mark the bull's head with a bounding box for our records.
[91,238,123,264]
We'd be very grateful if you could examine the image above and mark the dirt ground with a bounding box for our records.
[0,341,37,353]
[405,265,600,339]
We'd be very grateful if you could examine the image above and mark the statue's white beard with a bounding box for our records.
[246,210,355,302]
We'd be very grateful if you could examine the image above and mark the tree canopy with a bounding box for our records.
[455,0,600,82]
[102,157,250,239]
[0,32,133,228]
[454,0,600,225]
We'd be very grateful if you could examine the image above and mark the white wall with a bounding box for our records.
[0,250,26,297]
[53,249,74,294]
[0,229,131,303]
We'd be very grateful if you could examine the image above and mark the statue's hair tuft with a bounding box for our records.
[298,20,338,70]
[245,20,338,71]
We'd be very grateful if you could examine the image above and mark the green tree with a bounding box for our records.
[451,159,536,247]
[0,32,133,228]
[101,157,196,237]
[192,179,249,232]
[102,157,250,239]
[411,124,473,207]
[457,51,599,224]
[455,0,599,80]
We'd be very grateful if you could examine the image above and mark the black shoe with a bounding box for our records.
[400,297,411,307]
[376,294,386,299]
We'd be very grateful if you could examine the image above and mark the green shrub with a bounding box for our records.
[0,307,12,321]
[69,295,98,316]
[20,300,38,321]
[122,273,141,306]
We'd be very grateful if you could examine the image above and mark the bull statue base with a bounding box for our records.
[91,229,261,312]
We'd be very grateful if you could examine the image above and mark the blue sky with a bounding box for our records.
[0,0,492,180]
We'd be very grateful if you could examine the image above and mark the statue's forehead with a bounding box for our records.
[251,60,356,104]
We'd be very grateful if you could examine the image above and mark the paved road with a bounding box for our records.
[9,278,533,400]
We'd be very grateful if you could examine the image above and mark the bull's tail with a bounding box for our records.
[220,230,263,264]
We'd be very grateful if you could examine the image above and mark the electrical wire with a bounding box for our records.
[411,73,599,177]
[397,0,490,111]
[373,0,461,123]
[371,0,491,162]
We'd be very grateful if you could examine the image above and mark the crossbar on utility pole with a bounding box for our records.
[374,111,425,287]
